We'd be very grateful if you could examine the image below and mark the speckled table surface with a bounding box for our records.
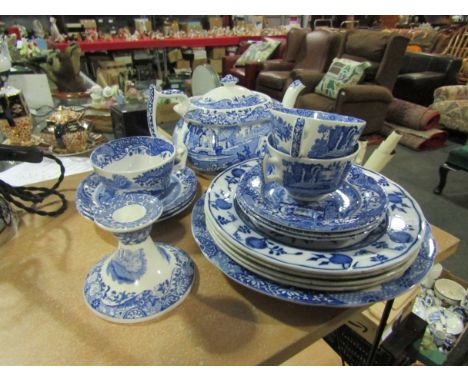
[0,170,459,365]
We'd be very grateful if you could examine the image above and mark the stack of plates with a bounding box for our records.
[191,159,437,306]
[235,164,388,250]
[76,167,198,223]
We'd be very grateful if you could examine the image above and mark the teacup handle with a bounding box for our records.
[262,152,282,185]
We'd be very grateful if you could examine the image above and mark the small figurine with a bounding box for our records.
[50,17,65,42]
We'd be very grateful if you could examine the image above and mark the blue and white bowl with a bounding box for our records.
[263,136,359,201]
[90,136,180,194]
[426,306,464,351]
[270,106,365,159]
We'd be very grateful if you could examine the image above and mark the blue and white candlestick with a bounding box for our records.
[83,193,194,323]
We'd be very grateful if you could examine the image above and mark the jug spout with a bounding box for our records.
[147,85,189,138]
[281,80,306,108]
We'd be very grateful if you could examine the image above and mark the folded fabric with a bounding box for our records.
[386,98,440,131]
[381,122,448,151]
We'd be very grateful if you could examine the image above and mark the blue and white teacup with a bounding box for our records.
[270,106,365,159]
[90,136,187,194]
[262,136,359,201]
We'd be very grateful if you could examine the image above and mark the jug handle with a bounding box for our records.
[281,80,306,108]
[147,84,189,138]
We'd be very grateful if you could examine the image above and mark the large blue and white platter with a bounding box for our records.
[205,160,426,278]
[76,167,197,222]
[192,196,436,307]
[236,163,387,234]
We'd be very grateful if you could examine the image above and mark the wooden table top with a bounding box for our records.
[0,169,460,365]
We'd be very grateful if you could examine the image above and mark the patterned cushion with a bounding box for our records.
[430,99,468,134]
[235,40,281,67]
[433,85,468,102]
[314,58,371,99]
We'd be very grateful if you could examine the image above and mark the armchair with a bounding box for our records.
[222,28,305,90]
[294,29,409,135]
[255,29,343,100]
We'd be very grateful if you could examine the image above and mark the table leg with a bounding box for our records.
[365,298,394,365]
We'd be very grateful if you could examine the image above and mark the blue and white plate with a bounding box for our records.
[192,196,436,307]
[76,167,197,222]
[205,160,425,278]
[236,163,387,235]
[206,214,419,291]
[235,199,377,250]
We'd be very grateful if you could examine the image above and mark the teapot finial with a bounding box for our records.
[220,75,239,86]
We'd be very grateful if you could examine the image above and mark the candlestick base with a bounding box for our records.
[83,242,194,324]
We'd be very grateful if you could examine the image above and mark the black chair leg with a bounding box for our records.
[433,163,452,195]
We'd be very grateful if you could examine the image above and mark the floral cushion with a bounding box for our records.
[315,58,371,99]
[433,85,468,102]
[431,84,468,134]
[235,40,280,67]
[430,99,468,134]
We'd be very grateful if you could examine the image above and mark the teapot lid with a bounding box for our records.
[190,75,270,110]
[183,75,272,126]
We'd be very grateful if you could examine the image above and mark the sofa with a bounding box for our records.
[393,52,462,106]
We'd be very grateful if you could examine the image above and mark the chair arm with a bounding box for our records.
[290,69,325,92]
[261,60,295,71]
[222,55,240,75]
[433,85,468,102]
[243,62,264,90]
[336,85,393,104]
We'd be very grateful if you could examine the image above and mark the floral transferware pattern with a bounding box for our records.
[192,196,436,307]
[205,159,425,276]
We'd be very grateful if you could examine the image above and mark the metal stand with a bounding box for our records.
[365,298,394,365]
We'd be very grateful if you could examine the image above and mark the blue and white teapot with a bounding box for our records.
[147,75,303,173]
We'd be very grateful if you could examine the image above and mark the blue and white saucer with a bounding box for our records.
[76,167,197,222]
[205,160,425,278]
[192,196,436,307]
[236,162,387,235]
[235,199,378,250]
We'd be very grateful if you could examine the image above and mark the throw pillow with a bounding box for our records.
[315,58,372,99]
[235,40,280,67]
